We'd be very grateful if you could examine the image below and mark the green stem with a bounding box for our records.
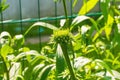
[62,0,68,20]
[1,57,10,80]
[70,41,75,65]
[60,43,76,80]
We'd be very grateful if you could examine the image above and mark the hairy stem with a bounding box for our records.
[60,43,76,80]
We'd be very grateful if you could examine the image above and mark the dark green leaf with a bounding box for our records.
[56,44,66,80]
[24,22,58,36]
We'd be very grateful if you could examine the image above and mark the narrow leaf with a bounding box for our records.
[32,64,45,80]
[95,59,113,75]
[24,56,46,80]
[100,0,110,22]
[13,50,40,62]
[37,64,54,80]
[78,0,99,15]
[73,0,78,7]
[24,22,58,36]
[105,10,114,40]
[56,44,66,80]
[71,16,98,32]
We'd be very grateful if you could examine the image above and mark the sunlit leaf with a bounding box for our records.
[13,50,40,62]
[0,31,11,44]
[13,34,25,48]
[9,63,21,80]
[71,16,98,31]
[1,44,13,60]
[78,0,99,15]
[71,16,90,27]
[74,57,91,69]
[60,19,66,27]
[92,28,104,42]
[105,10,114,40]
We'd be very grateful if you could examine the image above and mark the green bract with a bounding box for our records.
[52,29,73,43]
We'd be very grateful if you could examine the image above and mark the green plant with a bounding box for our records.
[0,31,55,80]
[23,0,120,79]
[0,0,120,80]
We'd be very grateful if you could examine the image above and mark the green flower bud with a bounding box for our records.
[52,29,73,44]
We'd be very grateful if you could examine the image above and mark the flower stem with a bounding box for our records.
[62,0,68,20]
[60,43,76,80]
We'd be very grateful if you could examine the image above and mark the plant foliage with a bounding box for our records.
[0,0,120,80]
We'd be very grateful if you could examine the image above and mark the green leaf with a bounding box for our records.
[78,0,99,15]
[0,31,11,45]
[24,22,58,36]
[71,16,90,26]
[100,0,110,22]
[24,56,46,80]
[0,44,13,60]
[13,34,25,49]
[9,63,22,80]
[37,64,54,80]
[13,50,40,62]
[94,59,113,75]
[0,31,11,39]
[104,10,114,40]
[74,57,91,69]
[32,64,45,80]
[112,70,120,79]
[71,16,90,30]
[92,27,104,42]
[56,44,66,80]
[73,0,78,7]
[71,16,98,33]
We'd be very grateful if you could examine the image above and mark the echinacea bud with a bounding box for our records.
[53,29,72,44]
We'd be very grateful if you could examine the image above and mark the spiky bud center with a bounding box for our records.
[53,29,72,43]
